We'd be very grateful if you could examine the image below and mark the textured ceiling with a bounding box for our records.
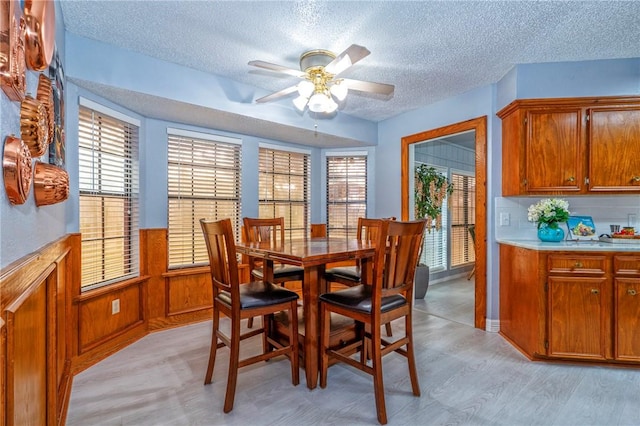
[60,1,640,145]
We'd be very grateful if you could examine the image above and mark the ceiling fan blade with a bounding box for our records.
[248,60,306,78]
[341,78,394,96]
[255,85,299,103]
[325,44,370,76]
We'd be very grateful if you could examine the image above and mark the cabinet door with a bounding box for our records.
[588,107,640,191]
[525,109,584,192]
[614,277,640,361]
[548,276,609,360]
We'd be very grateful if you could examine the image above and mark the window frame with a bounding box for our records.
[78,99,140,292]
[167,128,242,269]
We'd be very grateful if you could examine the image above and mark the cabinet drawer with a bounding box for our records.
[614,256,640,276]
[548,255,607,275]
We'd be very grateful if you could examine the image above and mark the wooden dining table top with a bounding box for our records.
[236,237,375,267]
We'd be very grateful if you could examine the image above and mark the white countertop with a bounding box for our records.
[497,238,640,252]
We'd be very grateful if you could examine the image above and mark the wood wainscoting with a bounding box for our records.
[0,228,253,425]
[0,234,79,426]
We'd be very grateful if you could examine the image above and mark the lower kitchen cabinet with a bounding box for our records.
[500,245,640,365]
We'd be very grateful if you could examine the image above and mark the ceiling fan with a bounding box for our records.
[248,44,394,114]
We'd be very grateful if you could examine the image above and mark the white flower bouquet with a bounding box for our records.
[527,198,570,229]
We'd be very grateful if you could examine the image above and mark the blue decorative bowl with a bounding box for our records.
[538,226,565,242]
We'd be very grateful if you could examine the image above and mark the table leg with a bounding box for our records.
[302,265,324,389]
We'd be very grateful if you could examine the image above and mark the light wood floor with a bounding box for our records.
[66,278,640,425]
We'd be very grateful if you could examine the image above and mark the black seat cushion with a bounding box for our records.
[217,281,299,309]
[319,285,406,314]
[324,266,360,282]
[251,265,304,280]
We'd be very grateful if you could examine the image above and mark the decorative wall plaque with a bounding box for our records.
[20,93,48,156]
[2,134,32,205]
[0,0,26,101]
[34,161,68,206]
[23,0,54,71]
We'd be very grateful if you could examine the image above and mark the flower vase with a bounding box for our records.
[537,224,565,242]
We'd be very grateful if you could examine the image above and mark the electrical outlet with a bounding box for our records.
[112,299,120,315]
[629,214,637,228]
[499,212,510,227]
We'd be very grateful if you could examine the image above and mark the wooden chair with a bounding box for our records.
[319,219,426,425]
[310,223,327,238]
[243,217,305,328]
[467,224,476,280]
[324,217,395,336]
[200,218,299,413]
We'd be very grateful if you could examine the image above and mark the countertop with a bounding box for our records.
[497,238,640,252]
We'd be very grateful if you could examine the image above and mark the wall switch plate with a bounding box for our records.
[112,299,120,315]
[500,212,510,227]
[629,214,638,228]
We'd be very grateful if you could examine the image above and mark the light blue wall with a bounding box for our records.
[0,1,67,269]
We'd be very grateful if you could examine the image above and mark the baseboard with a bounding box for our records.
[485,319,500,333]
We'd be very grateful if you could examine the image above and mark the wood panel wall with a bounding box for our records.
[1,228,251,424]
[0,234,79,426]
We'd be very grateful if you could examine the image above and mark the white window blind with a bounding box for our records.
[167,132,241,268]
[258,147,310,240]
[326,155,367,238]
[451,172,476,267]
[419,164,448,271]
[78,105,139,291]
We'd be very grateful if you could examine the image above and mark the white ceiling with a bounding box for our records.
[60,1,640,145]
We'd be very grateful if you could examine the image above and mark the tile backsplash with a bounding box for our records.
[495,196,640,240]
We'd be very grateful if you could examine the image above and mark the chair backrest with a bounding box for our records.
[310,223,327,238]
[357,217,396,242]
[371,219,427,301]
[243,217,286,246]
[200,218,240,302]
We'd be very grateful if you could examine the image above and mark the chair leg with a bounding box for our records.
[204,309,220,385]
[384,322,393,337]
[405,314,421,396]
[370,326,388,425]
[319,303,330,388]
[247,317,254,328]
[467,265,475,280]
[223,315,241,413]
[289,300,300,386]
[262,314,270,356]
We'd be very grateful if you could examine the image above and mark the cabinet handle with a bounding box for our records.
[567,176,575,182]
[633,176,640,182]
[574,262,583,268]
[591,289,599,295]
[628,289,638,296]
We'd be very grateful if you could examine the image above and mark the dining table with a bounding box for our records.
[235,236,375,389]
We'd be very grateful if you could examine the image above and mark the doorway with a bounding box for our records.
[401,117,487,330]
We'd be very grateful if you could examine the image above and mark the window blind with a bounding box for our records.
[326,155,367,238]
[258,147,310,240]
[450,172,476,267]
[78,105,139,290]
[167,133,241,268]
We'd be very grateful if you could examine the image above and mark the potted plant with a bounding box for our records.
[413,164,454,299]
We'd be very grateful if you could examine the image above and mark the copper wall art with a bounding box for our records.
[20,93,48,156]
[36,73,53,144]
[34,160,68,206]
[3,134,33,205]
[23,0,54,71]
[0,0,26,101]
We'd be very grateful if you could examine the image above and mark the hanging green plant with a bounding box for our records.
[414,164,454,231]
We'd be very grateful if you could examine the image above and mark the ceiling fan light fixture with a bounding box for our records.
[293,95,309,111]
[297,80,314,98]
[308,92,328,113]
[330,82,348,102]
[324,97,338,113]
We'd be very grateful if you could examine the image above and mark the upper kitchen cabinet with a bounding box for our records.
[498,97,640,196]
